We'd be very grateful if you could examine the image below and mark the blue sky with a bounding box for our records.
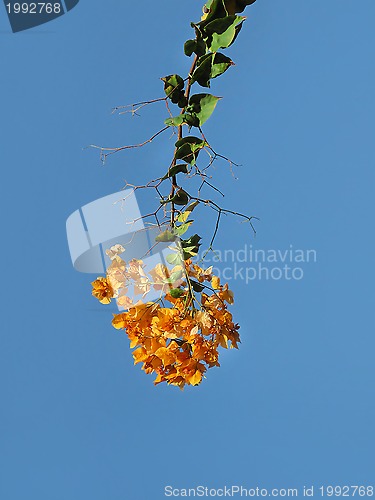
[1,1,374,499]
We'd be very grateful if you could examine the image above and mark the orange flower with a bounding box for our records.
[91,277,114,304]
[106,256,127,295]
[117,292,133,310]
[152,308,181,338]
[219,283,234,305]
[149,263,174,292]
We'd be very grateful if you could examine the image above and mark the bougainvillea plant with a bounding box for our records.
[91,0,258,389]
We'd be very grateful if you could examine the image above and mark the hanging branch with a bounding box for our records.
[90,0,260,390]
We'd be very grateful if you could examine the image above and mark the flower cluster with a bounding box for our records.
[91,244,240,389]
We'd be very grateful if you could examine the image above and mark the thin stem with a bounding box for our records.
[90,126,169,163]
[113,97,167,116]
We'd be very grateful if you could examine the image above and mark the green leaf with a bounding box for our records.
[204,15,245,52]
[191,53,233,87]
[177,212,189,223]
[182,234,202,246]
[162,164,189,180]
[184,39,197,57]
[191,141,208,153]
[161,74,183,92]
[177,95,188,109]
[175,143,195,164]
[161,74,185,105]
[184,114,200,127]
[191,280,205,293]
[166,96,220,128]
[200,0,228,24]
[166,253,181,266]
[175,221,193,236]
[170,189,190,206]
[211,52,234,78]
[175,137,203,147]
[169,269,183,281]
[191,53,213,88]
[155,230,176,243]
[184,37,206,57]
[169,288,185,298]
[229,0,256,14]
[175,137,207,165]
[177,201,200,223]
[164,115,186,127]
[182,245,198,254]
[164,113,199,128]
[187,94,221,126]
[181,234,202,259]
